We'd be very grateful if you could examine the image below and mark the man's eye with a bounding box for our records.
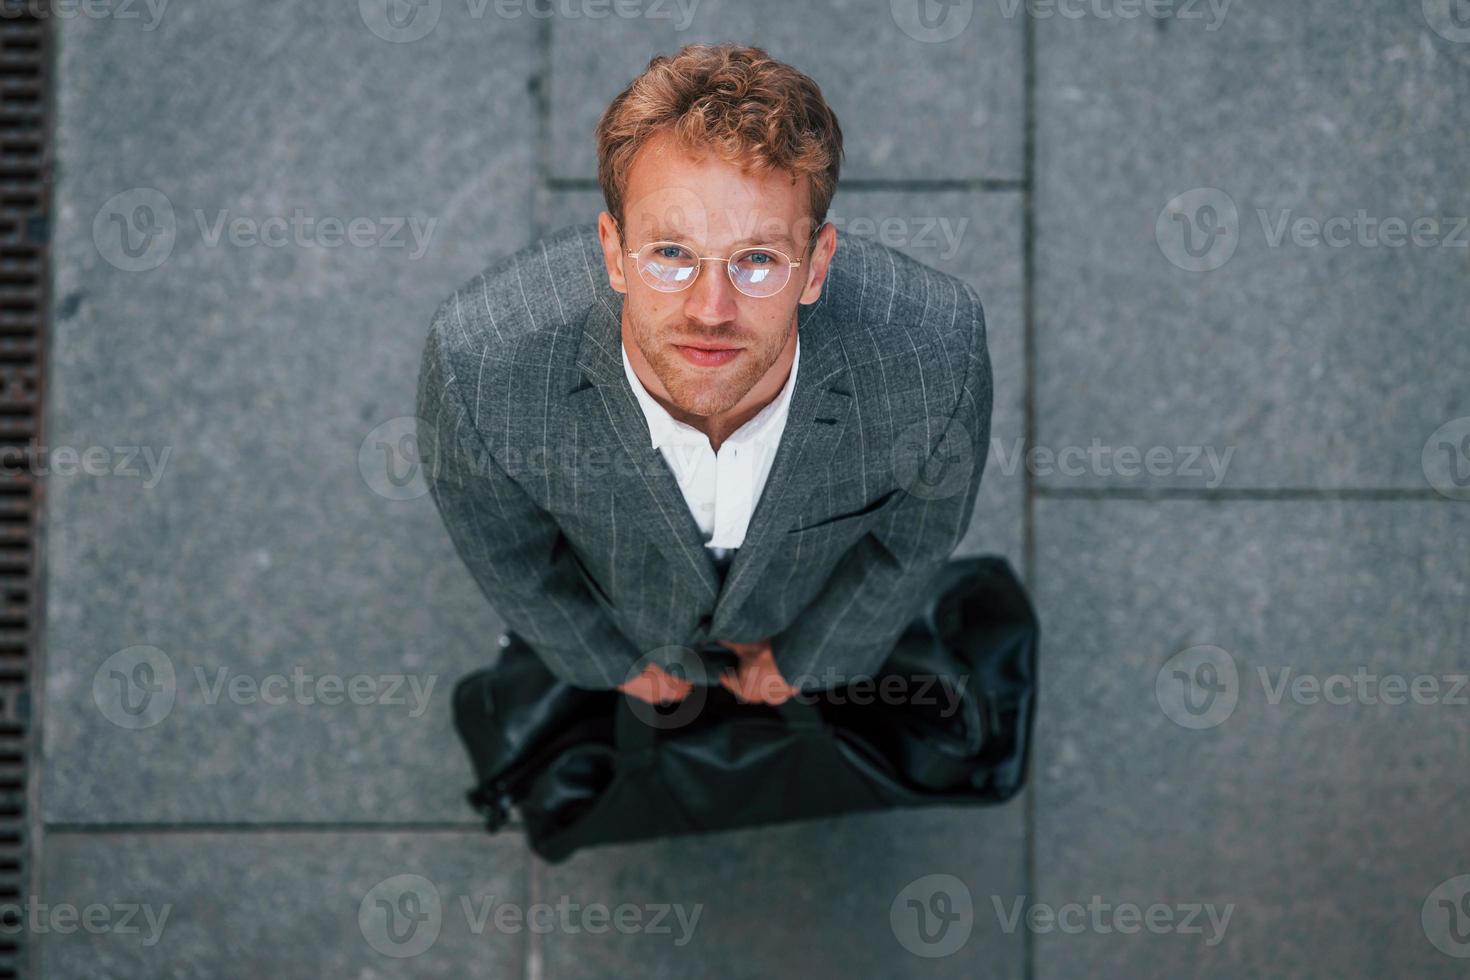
[656,245,691,260]
[744,251,774,265]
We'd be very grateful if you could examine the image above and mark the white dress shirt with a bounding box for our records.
[620,335,800,561]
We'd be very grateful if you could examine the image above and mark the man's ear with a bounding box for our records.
[597,211,629,295]
[798,221,837,305]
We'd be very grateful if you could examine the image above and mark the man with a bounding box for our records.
[416,43,992,708]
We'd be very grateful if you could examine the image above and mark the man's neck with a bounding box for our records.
[623,318,797,453]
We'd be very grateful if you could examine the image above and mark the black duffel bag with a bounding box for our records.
[451,555,1038,864]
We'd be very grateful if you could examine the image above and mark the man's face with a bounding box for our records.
[598,132,836,418]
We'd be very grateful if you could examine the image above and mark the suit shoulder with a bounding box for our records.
[820,233,987,403]
[420,223,606,413]
[427,222,603,352]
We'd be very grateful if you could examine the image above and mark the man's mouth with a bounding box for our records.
[674,343,742,368]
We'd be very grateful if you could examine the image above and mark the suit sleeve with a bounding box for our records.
[771,283,993,692]
[415,316,645,691]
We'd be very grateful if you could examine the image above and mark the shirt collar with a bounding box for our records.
[621,333,801,452]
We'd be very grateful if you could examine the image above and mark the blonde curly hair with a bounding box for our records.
[595,43,844,256]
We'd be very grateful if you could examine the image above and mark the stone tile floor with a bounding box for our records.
[38,1,1469,976]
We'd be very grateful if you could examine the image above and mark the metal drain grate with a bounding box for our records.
[0,2,48,977]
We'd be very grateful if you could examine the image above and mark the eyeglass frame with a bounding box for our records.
[619,223,825,299]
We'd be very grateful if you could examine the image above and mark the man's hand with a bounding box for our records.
[616,661,694,705]
[716,638,799,705]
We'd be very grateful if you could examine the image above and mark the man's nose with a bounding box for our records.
[683,259,740,323]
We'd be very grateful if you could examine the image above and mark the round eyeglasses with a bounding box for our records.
[626,240,804,299]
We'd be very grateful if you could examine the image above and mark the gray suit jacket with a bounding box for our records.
[415,222,992,692]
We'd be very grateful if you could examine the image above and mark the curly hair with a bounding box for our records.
[595,43,844,255]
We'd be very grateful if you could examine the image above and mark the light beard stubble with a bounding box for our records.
[628,305,795,419]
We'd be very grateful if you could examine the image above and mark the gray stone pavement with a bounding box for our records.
[37,0,1468,977]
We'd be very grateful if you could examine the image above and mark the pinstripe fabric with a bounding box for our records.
[415,222,993,692]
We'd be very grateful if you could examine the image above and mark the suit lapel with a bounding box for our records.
[710,298,851,634]
[567,296,722,604]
